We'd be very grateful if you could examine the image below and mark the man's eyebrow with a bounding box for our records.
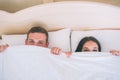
[28,39,33,40]
[38,40,46,42]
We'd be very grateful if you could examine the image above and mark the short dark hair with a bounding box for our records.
[26,26,48,42]
[75,36,101,52]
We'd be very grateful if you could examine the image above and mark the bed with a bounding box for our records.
[0,1,120,80]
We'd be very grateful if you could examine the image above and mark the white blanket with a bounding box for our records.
[0,45,120,80]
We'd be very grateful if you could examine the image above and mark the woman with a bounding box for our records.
[75,36,101,52]
[75,36,120,56]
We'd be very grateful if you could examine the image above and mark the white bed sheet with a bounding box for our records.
[0,53,3,80]
[0,45,120,80]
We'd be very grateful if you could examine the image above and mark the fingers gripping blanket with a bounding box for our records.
[0,45,120,80]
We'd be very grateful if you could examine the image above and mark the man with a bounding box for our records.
[0,26,69,56]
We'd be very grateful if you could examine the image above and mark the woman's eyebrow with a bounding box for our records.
[93,47,98,49]
[83,47,88,49]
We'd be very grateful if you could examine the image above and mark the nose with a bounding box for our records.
[89,50,93,52]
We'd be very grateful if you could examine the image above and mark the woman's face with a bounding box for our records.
[82,41,99,52]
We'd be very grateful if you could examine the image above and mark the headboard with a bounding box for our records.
[0,1,120,36]
[0,1,120,52]
[0,2,120,80]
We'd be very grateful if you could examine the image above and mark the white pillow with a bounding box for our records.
[2,28,71,51]
[71,30,120,52]
[48,28,71,51]
[2,34,27,45]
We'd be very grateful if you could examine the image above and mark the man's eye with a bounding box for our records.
[38,42,43,44]
[29,40,34,43]
[38,41,45,44]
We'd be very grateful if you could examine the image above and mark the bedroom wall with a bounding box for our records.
[0,0,120,12]
[55,0,120,6]
[0,0,53,13]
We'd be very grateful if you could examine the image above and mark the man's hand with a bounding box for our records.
[0,44,9,52]
[51,47,62,55]
[64,51,72,58]
[51,47,72,57]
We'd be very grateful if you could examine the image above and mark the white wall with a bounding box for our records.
[0,0,120,12]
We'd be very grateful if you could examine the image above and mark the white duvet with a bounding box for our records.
[0,45,120,80]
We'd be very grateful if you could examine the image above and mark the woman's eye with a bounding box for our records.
[93,50,98,52]
[83,50,89,52]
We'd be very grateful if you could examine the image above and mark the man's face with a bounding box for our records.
[25,33,48,47]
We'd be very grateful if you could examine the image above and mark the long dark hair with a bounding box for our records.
[75,36,101,52]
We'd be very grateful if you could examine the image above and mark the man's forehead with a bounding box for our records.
[28,38,46,41]
[28,33,47,40]
[28,33,46,37]
[29,32,45,35]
